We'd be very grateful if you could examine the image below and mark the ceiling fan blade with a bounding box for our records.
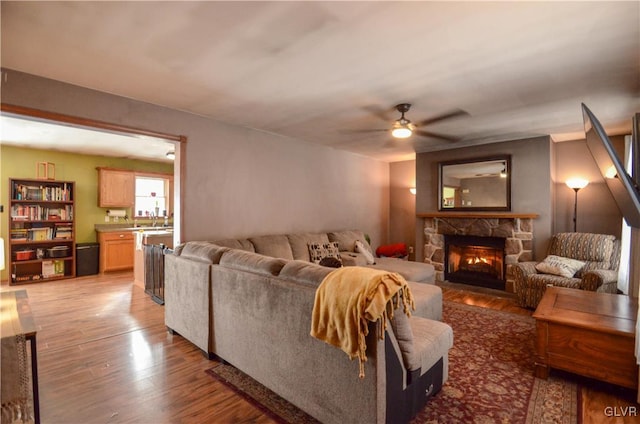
[415,109,469,127]
[362,105,397,122]
[414,129,460,142]
[339,128,389,134]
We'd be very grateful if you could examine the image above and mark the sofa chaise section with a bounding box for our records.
[209,248,453,423]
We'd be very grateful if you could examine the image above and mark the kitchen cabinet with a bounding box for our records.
[98,231,134,272]
[98,168,134,207]
[8,178,76,284]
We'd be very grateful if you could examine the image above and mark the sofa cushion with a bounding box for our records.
[368,257,435,284]
[340,251,369,267]
[219,249,287,276]
[178,241,229,264]
[549,232,616,274]
[287,233,330,261]
[328,230,373,253]
[535,255,585,278]
[389,308,415,370]
[308,241,341,264]
[249,235,294,260]
[527,273,582,291]
[213,238,255,252]
[279,260,333,287]
[407,281,443,321]
[409,317,454,375]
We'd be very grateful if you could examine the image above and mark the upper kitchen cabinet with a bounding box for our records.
[98,168,134,207]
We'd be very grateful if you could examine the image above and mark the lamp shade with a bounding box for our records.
[605,166,617,179]
[566,178,589,190]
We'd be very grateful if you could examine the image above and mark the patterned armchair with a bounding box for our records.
[513,232,620,309]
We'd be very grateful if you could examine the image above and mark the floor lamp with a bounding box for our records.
[566,178,589,232]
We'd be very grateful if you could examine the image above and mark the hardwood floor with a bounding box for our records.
[2,273,275,424]
[1,274,637,423]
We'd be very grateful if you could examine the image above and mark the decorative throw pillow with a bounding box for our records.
[535,255,586,278]
[355,240,376,265]
[308,242,341,264]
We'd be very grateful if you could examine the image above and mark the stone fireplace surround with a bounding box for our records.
[418,213,538,292]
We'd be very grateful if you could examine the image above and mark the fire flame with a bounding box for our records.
[467,256,489,265]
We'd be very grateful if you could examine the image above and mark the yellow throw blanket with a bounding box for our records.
[310,266,414,378]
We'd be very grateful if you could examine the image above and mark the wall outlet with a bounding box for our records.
[104,215,110,222]
[408,246,414,254]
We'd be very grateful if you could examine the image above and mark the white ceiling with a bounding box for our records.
[0,115,176,163]
[1,1,638,163]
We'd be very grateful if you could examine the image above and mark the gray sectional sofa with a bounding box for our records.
[164,230,451,424]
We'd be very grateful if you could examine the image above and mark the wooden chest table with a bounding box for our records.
[533,286,638,390]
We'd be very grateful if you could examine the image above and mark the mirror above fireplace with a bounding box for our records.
[438,155,511,211]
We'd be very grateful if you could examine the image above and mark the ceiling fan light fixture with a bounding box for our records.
[391,120,413,139]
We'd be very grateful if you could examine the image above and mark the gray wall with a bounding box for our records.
[553,137,624,237]
[389,160,416,259]
[1,69,390,247]
[415,137,554,261]
[405,135,625,263]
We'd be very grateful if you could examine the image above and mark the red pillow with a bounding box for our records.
[376,243,408,258]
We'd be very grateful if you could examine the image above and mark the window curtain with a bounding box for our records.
[618,136,633,294]
[618,135,634,295]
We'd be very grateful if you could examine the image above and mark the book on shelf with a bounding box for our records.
[28,228,51,241]
[13,182,71,202]
[12,274,43,283]
[10,205,73,221]
[42,260,65,278]
[10,229,28,241]
[54,223,73,239]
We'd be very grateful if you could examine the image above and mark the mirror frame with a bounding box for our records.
[438,155,511,212]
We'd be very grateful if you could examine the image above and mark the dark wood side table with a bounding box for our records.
[1,289,40,424]
[533,286,638,390]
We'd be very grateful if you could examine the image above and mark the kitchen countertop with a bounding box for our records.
[95,224,173,233]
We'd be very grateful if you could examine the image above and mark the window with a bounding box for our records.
[135,176,169,217]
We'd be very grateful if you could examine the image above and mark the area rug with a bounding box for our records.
[206,362,320,424]
[414,301,579,424]
[206,301,579,424]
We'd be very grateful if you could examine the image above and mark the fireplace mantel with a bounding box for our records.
[417,212,539,219]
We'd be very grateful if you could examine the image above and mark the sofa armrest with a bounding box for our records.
[581,269,619,292]
[512,262,540,308]
[511,261,539,277]
[164,254,212,353]
[179,241,228,264]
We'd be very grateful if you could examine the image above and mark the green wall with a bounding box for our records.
[1,145,173,280]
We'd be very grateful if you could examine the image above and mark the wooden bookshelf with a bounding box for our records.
[9,178,76,285]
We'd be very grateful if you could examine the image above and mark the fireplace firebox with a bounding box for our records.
[444,234,506,290]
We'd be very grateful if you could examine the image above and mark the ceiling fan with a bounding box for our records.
[350,103,468,142]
